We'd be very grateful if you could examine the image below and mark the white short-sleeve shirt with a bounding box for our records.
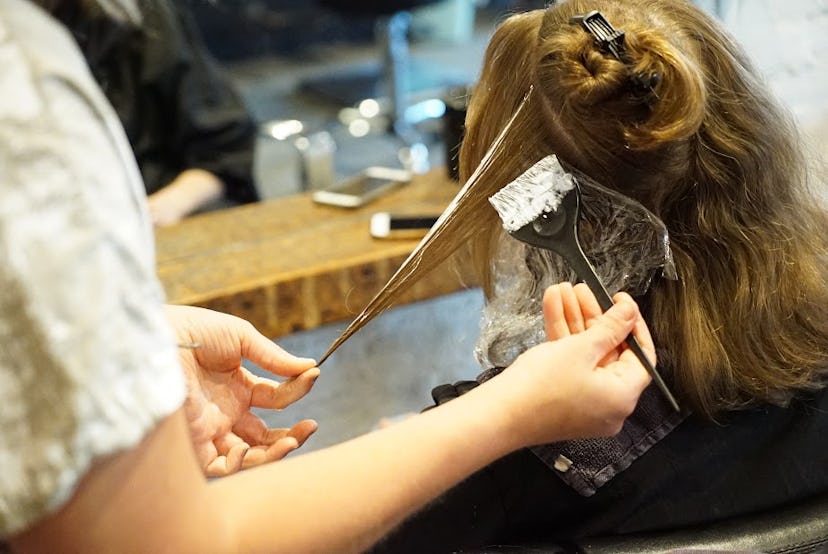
[0,0,185,537]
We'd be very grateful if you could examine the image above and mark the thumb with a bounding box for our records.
[239,322,317,377]
[577,298,639,365]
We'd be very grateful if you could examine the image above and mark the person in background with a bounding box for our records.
[1,1,655,551]
[53,0,259,225]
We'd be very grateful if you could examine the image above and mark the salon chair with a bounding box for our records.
[480,491,828,553]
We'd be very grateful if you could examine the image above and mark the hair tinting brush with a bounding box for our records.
[489,155,680,412]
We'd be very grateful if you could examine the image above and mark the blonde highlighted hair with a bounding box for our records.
[327,0,828,418]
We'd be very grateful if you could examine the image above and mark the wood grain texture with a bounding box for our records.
[155,170,477,338]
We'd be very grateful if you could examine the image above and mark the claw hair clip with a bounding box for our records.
[570,10,660,96]
[570,10,627,61]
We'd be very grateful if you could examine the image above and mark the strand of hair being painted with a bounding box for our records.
[318,88,535,364]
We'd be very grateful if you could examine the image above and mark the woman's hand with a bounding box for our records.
[489,283,654,447]
[164,305,320,477]
[542,282,650,365]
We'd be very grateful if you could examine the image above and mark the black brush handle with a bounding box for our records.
[509,184,680,411]
[560,242,681,412]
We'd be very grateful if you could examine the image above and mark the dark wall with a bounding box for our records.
[184,1,375,61]
[185,0,548,63]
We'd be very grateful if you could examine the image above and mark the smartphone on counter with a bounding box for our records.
[312,167,412,208]
[370,212,440,239]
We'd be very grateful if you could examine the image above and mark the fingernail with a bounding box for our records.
[614,299,637,321]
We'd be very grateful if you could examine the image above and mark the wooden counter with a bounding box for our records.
[155,169,476,338]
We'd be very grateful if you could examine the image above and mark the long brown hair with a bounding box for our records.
[327,0,828,418]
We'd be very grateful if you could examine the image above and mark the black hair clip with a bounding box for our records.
[570,10,660,99]
[570,10,626,61]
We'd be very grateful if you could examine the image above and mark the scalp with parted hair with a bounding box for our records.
[327,0,828,418]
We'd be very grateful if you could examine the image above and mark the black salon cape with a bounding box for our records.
[371,384,828,553]
[57,0,258,204]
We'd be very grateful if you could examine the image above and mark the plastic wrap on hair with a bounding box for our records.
[476,172,675,369]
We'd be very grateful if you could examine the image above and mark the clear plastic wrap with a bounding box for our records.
[476,171,676,369]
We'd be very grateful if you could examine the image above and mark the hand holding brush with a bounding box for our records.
[489,155,680,411]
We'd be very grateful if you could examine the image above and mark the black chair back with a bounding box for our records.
[577,493,828,554]
[477,493,828,554]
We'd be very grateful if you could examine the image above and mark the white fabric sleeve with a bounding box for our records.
[0,1,186,537]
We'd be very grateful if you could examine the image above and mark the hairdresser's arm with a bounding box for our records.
[11,291,651,553]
